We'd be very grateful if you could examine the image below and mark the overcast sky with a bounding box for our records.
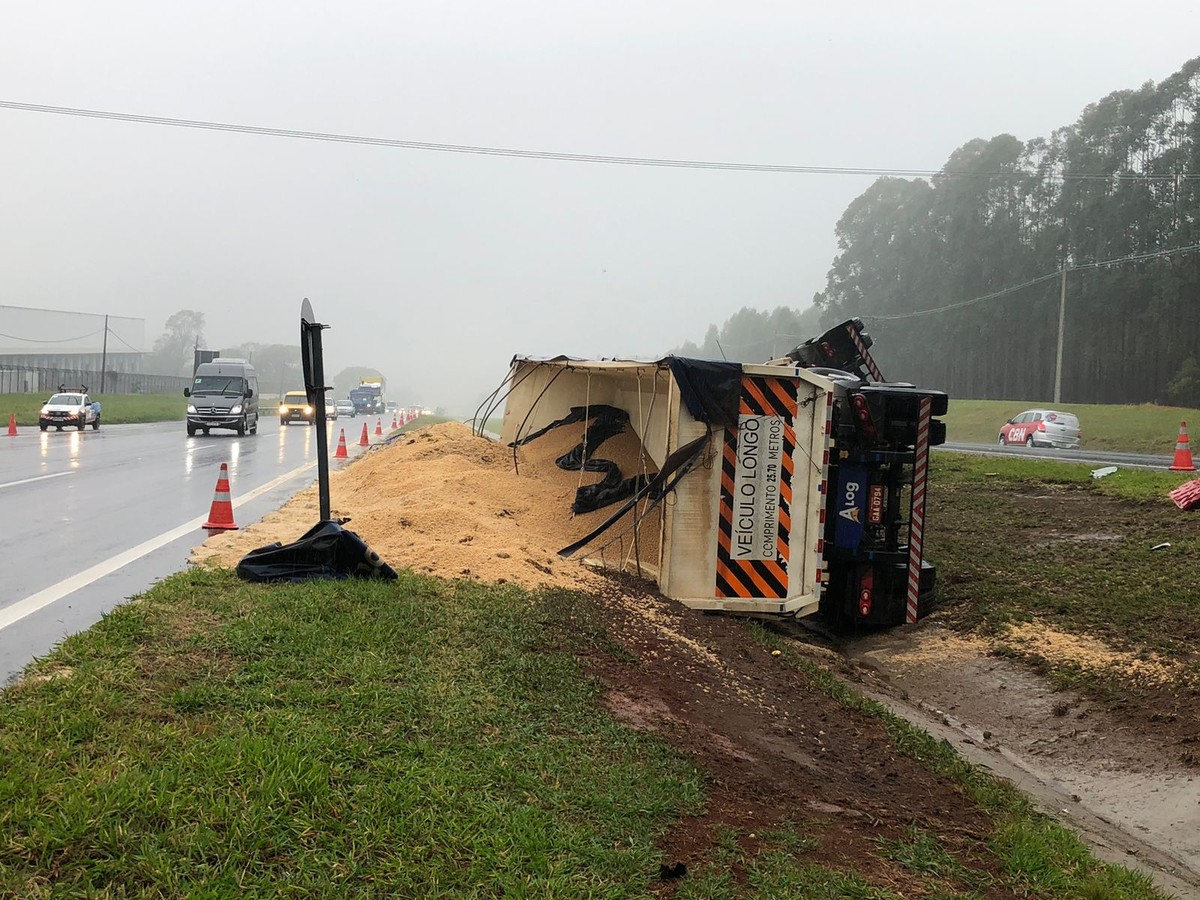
[2,1,1197,413]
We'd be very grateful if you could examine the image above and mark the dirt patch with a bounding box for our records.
[1004,621,1192,688]
[581,578,1014,897]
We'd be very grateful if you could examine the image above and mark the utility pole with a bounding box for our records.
[1053,264,1067,404]
[99,315,109,394]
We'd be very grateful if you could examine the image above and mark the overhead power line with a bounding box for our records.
[0,328,105,344]
[864,240,1200,321]
[1,100,1195,182]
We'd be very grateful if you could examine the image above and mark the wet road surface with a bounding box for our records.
[0,416,369,683]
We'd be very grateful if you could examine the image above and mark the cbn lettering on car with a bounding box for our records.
[998,408,1081,449]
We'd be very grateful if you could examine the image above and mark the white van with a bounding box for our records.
[185,359,260,436]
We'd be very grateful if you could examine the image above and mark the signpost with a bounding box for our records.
[300,298,331,521]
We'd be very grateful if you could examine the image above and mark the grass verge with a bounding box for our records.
[0,566,1167,897]
[0,393,184,426]
[943,399,1199,454]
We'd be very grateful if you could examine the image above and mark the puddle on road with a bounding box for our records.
[845,624,1200,895]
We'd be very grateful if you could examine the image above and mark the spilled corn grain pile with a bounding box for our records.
[192,422,662,589]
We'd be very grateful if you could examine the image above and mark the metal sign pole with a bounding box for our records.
[300,298,332,521]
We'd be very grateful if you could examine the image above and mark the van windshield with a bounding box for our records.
[192,376,246,395]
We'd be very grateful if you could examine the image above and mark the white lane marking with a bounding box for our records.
[0,459,318,632]
[0,472,71,490]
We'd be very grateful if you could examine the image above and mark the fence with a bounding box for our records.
[0,364,190,396]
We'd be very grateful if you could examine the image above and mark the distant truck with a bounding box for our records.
[350,378,385,416]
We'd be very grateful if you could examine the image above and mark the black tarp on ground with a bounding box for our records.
[236,520,398,583]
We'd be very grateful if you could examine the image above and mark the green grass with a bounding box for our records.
[0,393,184,426]
[0,565,1166,897]
[943,399,1200,454]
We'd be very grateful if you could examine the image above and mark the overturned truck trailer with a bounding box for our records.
[500,320,948,627]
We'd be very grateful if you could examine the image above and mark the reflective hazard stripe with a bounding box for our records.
[905,397,932,623]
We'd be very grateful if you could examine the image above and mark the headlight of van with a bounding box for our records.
[304,406,313,414]
[279,404,288,414]
[230,404,243,415]
[187,404,197,414]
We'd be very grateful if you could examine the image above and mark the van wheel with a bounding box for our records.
[77,419,85,431]
[40,424,47,432]
[237,418,246,436]
[250,418,258,434]
[187,424,197,436]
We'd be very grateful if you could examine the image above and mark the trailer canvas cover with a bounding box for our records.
[501,356,832,616]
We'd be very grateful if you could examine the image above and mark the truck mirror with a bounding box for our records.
[183,388,191,397]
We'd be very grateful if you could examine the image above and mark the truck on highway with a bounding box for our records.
[500,319,947,629]
[349,377,385,416]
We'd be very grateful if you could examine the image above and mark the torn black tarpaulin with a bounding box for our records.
[236,520,398,583]
[667,358,743,427]
[512,405,655,514]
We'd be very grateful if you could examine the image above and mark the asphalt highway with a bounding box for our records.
[938,441,1177,471]
[0,415,372,684]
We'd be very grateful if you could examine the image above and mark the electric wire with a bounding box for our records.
[863,240,1200,321]
[2,100,1195,182]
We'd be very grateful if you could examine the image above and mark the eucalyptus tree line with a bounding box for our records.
[816,56,1200,405]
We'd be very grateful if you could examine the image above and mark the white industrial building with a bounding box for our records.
[0,304,153,393]
[0,304,145,372]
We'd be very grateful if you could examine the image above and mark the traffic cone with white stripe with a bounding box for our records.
[333,428,349,459]
[6,413,16,436]
[391,414,398,429]
[359,422,370,446]
[1170,421,1196,472]
[375,419,383,436]
[202,462,238,530]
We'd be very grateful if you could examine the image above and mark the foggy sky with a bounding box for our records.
[3,1,1197,414]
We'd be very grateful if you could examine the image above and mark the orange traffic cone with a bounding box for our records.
[374,419,383,436]
[359,422,370,446]
[202,462,239,530]
[333,428,349,459]
[391,415,398,429]
[6,413,16,436]
[1170,421,1196,471]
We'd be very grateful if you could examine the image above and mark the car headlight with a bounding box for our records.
[40,406,50,415]
[279,405,288,414]
[187,404,197,414]
[230,404,242,415]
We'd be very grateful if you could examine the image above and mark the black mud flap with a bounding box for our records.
[236,520,398,583]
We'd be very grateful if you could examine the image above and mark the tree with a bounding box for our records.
[223,342,302,396]
[146,310,206,376]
